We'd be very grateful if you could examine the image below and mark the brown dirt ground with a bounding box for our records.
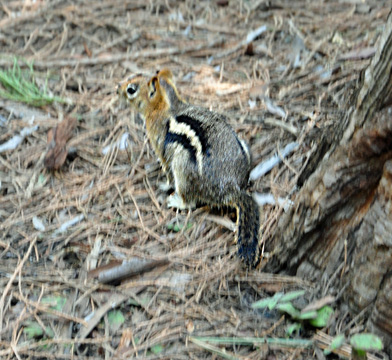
[0,1,391,359]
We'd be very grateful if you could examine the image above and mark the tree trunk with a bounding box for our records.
[264,11,392,353]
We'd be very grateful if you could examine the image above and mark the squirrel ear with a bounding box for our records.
[148,76,159,98]
[157,68,173,80]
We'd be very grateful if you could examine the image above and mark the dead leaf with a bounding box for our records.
[249,84,267,99]
[44,117,76,170]
[117,328,133,351]
[217,0,229,6]
[245,42,254,56]
[186,319,195,333]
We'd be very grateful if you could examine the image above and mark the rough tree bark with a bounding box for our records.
[264,11,392,353]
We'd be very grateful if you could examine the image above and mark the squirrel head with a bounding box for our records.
[117,69,185,122]
[117,72,170,122]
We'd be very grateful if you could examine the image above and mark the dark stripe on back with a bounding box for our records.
[176,115,210,157]
[164,122,197,164]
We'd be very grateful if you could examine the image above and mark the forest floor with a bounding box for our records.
[0,1,391,359]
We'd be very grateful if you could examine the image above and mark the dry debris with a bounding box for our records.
[0,0,390,359]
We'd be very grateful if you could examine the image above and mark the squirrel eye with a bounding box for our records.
[126,83,138,98]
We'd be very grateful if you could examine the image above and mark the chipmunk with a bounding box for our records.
[117,69,260,266]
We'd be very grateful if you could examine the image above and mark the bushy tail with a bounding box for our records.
[235,192,260,267]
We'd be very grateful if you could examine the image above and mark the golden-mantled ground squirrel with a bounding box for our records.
[117,69,260,266]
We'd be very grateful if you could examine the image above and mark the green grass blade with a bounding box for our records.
[252,292,283,310]
[0,57,66,107]
[280,290,306,302]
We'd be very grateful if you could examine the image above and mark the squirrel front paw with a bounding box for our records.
[159,181,174,192]
[167,193,195,210]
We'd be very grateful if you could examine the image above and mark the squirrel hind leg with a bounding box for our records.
[235,193,260,267]
[167,165,197,210]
